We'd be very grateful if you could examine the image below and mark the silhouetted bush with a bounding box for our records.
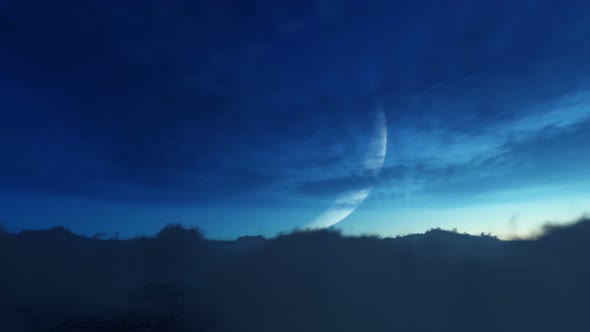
[157,224,204,243]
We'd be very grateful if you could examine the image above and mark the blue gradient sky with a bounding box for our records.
[1,1,590,239]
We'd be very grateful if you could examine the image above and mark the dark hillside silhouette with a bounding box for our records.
[1,219,590,331]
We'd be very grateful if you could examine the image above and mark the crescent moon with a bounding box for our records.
[306,102,387,229]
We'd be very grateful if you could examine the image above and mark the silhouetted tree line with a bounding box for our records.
[1,219,590,331]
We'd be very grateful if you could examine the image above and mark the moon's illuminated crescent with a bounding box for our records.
[307,103,387,229]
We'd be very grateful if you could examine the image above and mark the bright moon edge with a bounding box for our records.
[306,106,388,230]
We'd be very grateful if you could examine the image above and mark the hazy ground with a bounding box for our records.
[1,219,589,331]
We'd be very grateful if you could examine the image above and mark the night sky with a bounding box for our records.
[1,1,590,239]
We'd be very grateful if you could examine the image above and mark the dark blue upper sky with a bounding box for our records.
[1,0,590,239]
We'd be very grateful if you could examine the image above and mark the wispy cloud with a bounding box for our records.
[388,90,590,169]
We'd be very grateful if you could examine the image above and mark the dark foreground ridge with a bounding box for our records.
[1,219,590,331]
